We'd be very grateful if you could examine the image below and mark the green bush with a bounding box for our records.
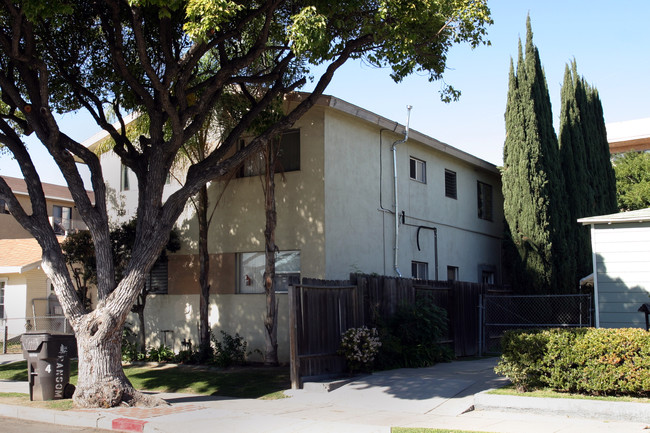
[494,329,551,391]
[147,344,175,362]
[375,296,453,370]
[495,328,650,396]
[211,331,249,367]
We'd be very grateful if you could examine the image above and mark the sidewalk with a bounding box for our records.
[0,355,648,433]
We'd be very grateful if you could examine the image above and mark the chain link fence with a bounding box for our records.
[2,316,72,354]
[480,294,593,354]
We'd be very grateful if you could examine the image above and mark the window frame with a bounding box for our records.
[477,181,493,221]
[52,205,72,235]
[447,266,459,281]
[120,164,130,191]
[409,157,426,183]
[237,250,301,294]
[411,261,429,280]
[237,129,301,178]
[145,254,169,294]
[444,169,457,199]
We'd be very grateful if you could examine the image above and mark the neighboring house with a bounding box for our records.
[0,176,92,338]
[85,94,504,361]
[607,118,650,154]
[578,208,650,329]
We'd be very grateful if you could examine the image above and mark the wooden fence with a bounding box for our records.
[289,274,506,388]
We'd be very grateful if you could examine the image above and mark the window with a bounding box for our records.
[238,130,300,177]
[409,157,426,183]
[145,255,169,294]
[238,251,300,293]
[482,270,495,285]
[411,261,428,280]
[0,199,8,214]
[477,181,493,221]
[479,265,497,285]
[52,205,72,235]
[447,266,459,281]
[445,169,457,199]
[0,279,5,319]
[120,164,130,191]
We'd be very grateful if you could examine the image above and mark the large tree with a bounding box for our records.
[614,151,650,212]
[0,0,492,407]
[502,16,573,293]
[559,60,616,279]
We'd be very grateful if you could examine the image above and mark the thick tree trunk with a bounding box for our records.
[197,185,211,361]
[263,149,279,366]
[73,311,165,408]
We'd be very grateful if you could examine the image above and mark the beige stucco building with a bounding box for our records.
[90,94,504,362]
[0,177,90,339]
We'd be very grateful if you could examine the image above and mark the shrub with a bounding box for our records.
[494,329,552,391]
[338,326,381,373]
[495,327,650,396]
[375,296,453,370]
[212,331,249,367]
[147,344,175,362]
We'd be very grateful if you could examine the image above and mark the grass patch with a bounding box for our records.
[0,392,75,410]
[488,385,650,403]
[392,428,495,433]
[0,360,289,399]
[0,342,22,354]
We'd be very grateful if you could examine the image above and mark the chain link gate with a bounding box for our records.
[479,294,593,354]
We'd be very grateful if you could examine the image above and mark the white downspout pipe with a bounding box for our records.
[391,105,412,277]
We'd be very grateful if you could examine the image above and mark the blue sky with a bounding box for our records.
[2,1,649,185]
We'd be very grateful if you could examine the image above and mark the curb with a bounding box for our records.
[474,391,650,423]
[0,402,138,432]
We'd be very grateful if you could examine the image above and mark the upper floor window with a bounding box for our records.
[120,164,130,191]
[52,205,72,235]
[445,169,457,199]
[411,261,428,280]
[447,266,459,281]
[409,157,426,183]
[477,181,493,221]
[238,129,300,178]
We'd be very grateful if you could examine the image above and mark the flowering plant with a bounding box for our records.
[338,326,381,373]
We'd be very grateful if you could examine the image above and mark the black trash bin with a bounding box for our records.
[20,332,77,401]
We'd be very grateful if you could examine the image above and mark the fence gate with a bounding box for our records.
[480,293,593,354]
[289,279,359,389]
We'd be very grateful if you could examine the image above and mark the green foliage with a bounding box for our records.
[495,328,650,396]
[338,326,381,373]
[146,344,176,362]
[121,324,147,362]
[375,296,452,370]
[211,330,251,368]
[502,17,573,294]
[614,151,650,212]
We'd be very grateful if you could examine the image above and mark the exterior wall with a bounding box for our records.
[0,195,83,239]
[1,273,27,337]
[175,107,327,280]
[127,293,290,362]
[323,108,503,282]
[591,222,650,328]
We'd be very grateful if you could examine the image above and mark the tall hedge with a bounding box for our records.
[502,17,573,293]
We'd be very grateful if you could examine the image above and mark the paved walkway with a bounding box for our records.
[0,355,648,433]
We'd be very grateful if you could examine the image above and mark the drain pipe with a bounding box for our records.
[391,105,412,277]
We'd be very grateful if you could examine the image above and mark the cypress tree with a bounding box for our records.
[502,17,573,293]
[559,61,617,280]
[586,86,617,214]
[558,61,592,279]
